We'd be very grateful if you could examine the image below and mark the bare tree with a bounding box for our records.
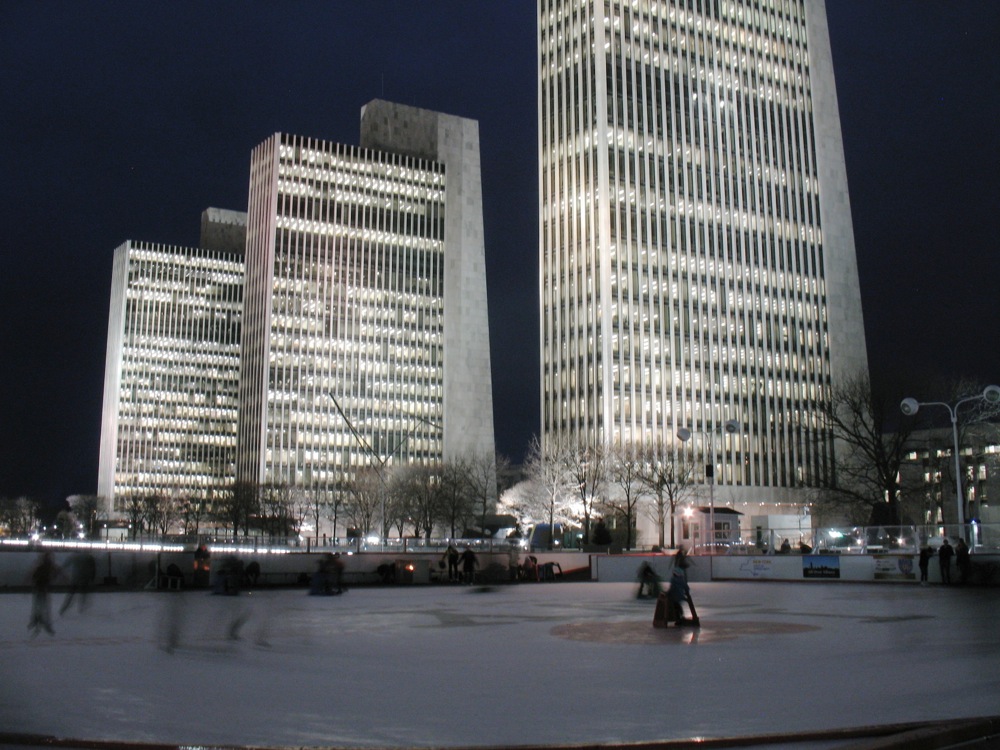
[343,468,385,537]
[259,483,294,540]
[217,481,259,539]
[818,371,911,526]
[638,440,696,549]
[122,495,145,539]
[464,451,507,535]
[564,440,608,546]
[438,459,475,538]
[391,464,443,540]
[524,435,575,549]
[180,495,210,537]
[603,441,647,550]
[68,495,103,539]
[0,495,41,536]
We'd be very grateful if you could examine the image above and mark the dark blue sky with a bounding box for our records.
[1,1,998,506]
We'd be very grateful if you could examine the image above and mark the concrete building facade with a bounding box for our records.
[237,100,495,496]
[97,211,246,512]
[538,0,868,533]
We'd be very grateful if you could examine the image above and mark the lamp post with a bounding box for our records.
[677,419,740,562]
[900,385,1000,542]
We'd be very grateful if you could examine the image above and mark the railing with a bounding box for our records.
[710,522,1000,555]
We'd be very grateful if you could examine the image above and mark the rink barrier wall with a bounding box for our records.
[591,551,1000,585]
[0,547,585,590]
[3,547,997,589]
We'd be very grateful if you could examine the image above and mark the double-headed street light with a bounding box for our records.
[677,419,740,559]
[900,385,1000,541]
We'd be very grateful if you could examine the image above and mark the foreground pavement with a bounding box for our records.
[1,581,998,748]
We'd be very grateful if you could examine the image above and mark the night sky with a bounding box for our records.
[2,2,998,508]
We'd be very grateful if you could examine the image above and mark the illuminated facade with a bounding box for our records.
[237,100,494,492]
[98,210,246,511]
[539,0,868,509]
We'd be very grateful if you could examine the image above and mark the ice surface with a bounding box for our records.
[1,581,998,748]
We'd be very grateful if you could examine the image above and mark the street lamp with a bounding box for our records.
[677,419,740,559]
[900,385,1000,541]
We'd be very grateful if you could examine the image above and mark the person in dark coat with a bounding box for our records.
[446,545,460,582]
[937,538,954,584]
[459,546,478,584]
[955,539,971,584]
[918,544,933,584]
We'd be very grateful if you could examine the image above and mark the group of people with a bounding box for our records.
[443,545,480,584]
[918,537,971,584]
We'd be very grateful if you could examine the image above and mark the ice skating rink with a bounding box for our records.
[1,581,998,749]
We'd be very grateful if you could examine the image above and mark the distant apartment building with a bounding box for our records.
[538,0,868,528]
[236,100,495,494]
[97,210,246,512]
[901,425,1000,530]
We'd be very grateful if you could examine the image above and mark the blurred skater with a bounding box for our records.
[28,552,59,636]
[59,551,96,615]
[665,567,699,627]
[636,562,661,599]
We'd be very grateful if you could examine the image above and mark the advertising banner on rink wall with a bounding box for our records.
[873,554,916,581]
[802,555,840,579]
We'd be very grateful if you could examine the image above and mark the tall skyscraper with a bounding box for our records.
[237,100,494,493]
[539,0,867,510]
[98,209,246,511]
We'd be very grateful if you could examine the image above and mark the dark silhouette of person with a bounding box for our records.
[636,562,661,599]
[780,539,792,554]
[331,553,345,594]
[28,552,59,636]
[918,545,933,584]
[446,545,460,582]
[245,561,261,587]
[459,546,478,584]
[955,539,971,584]
[60,551,96,615]
[665,567,698,626]
[938,538,954,584]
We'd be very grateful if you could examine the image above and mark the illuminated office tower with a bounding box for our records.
[98,209,246,512]
[237,100,494,493]
[539,0,868,508]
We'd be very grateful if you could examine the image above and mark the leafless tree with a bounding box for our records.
[121,495,145,538]
[217,481,260,539]
[437,459,476,538]
[68,495,104,539]
[259,482,294,540]
[523,435,575,549]
[638,440,696,549]
[180,495,210,537]
[464,451,507,535]
[0,495,41,536]
[603,441,648,550]
[344,468,385,536]
[391,464,443,540]
[564,440,608,545]
[818,371,912,526]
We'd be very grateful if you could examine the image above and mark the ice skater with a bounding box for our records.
[59,551,96,615]
[665,567,700,627]
[28,552,59,636]
[636,562,661,599]
[938,538,954,584]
